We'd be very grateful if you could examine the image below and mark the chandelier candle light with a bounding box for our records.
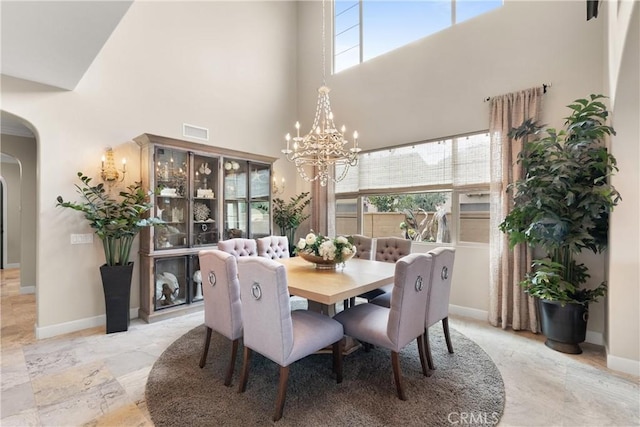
[282,0,360,186]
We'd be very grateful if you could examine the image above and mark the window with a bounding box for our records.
[335,132,490,244]
[334,0,503,73]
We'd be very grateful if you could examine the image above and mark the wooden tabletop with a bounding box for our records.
[277,257,396,305]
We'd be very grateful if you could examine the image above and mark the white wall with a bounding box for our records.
[297,0,608,335]
[606,1,639,375]
[0,157,20,266]
[1,1,298,336]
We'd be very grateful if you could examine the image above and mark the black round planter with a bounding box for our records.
[99,263,134,334]
[538,299,588,354]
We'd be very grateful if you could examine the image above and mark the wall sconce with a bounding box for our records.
[101,147,126,184]
[272,175,285,195]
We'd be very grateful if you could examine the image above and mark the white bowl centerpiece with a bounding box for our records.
[295,232,355,270]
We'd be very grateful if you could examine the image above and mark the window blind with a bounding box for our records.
[336,132,490,194]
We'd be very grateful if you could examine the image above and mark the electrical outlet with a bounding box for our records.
[70,234,93,245]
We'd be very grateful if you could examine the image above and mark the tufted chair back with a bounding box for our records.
[425,247,456,328]
[375,237,412,263]
[350,234,374,260]
[256,236,290,259]
[217,238,258,258]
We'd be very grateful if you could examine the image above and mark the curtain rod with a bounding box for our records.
[483,83,551,102]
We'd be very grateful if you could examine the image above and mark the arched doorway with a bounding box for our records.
[0,111,38,296]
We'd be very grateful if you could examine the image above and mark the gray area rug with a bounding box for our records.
[146,319,505,426]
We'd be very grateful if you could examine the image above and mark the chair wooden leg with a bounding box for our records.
[391,351,406,400]
[425,328,435,373]
[199,326,212,368]
[443,317,454,353]
[274,365,290,422]
[238,347,252,393]
[333,339,343,383]
[224,338,239,386]
[417,333,428,376]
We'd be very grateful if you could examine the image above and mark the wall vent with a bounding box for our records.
[183,123,209,141]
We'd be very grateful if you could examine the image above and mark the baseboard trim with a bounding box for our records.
[449,304,488,321]
[35,308,140,339]
[5,263,19,269]
[19,286,35,294]
[607,353,640,376]
[449,305,605,347]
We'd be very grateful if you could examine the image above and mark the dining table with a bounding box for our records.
[277,256,396,317]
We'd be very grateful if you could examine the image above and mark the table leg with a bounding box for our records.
[307,301,337,317]
[306,301,360,355]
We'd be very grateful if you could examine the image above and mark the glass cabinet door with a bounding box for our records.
[154,148,189,250]
[249,162,271,239]
[154,257,187,310]
[191,154,219,246]
[223,158,248,239]
[189,254,204,302]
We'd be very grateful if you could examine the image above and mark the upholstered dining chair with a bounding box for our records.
[256,235,290,259]
[422,247,456,372]
[344,234,375,309]
[236,256,344,422]
[334,252,434,400]
[197,249,243,387]
[372,247,456,374]
[217,238,258,258]
[357,236,412,302]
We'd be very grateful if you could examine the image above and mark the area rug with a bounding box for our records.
[146,322,505,426]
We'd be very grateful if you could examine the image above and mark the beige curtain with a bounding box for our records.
[310,168,336,236]
[489,87,543,332]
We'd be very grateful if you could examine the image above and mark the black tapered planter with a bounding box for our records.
[538,299,588,354]
[100,263,134,334]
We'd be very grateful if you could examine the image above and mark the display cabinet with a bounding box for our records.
[223,158,271,240]
[135,133,275,322]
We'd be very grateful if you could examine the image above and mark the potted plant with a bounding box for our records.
[499,94,621,354]
[56,172,162,333]
[272,192,311,253]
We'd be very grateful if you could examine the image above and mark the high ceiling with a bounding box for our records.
[1,1,133,137]
[1,1,133,90]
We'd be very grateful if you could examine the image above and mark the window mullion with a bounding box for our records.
[452,0,456,25]
[359,0,363,64]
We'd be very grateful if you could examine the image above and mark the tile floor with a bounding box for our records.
[1,268,638,426]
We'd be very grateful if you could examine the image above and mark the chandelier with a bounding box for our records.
[282,0,360,187]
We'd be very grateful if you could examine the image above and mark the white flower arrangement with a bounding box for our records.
[296,232,355,263]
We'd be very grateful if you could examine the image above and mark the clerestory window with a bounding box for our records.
[334,0,503,73]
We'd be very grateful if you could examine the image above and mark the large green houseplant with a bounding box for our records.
[499,94,620,353]
[273,192,311,253]
[56,172,161,333]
